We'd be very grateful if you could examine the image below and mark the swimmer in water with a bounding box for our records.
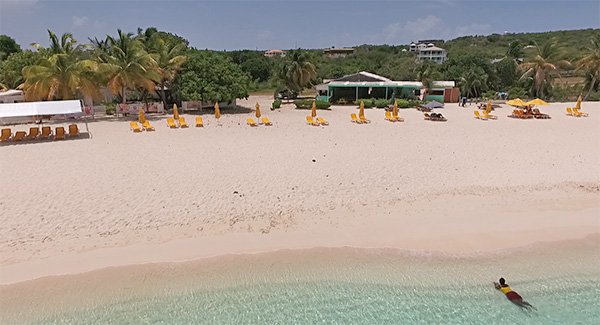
[494,278,535,310]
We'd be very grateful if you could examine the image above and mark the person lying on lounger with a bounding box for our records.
[494,277,536,310]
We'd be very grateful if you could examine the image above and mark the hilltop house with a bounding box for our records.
[264,49,286,58]
[324,47,355,58]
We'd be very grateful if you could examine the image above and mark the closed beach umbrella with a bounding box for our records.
[138,108,146,123]
[392,101,398,117]
[485,100,493,114]
[255,102,261,119]
[359,100,365,118]
[526,98,549,106]
[173,104,179,120]
[311,101,317,118]
[575,95,582,110]
[214,102,221,120]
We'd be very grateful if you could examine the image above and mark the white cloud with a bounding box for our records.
[72,16,89,28]
[382,15,492,44]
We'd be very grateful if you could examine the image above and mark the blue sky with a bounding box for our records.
[1,0,598,50]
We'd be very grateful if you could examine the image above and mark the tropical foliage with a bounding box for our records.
[577,33,600,99]
[0,35,21,61]
[518,40,571,99]
[173,50,250,103]
[277,49,317,94]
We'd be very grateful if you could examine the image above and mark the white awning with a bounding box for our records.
[0,100,83,118]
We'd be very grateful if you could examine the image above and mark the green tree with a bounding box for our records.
[0,50,43,89]
[518,40,570,99]
[101,30,160,103]
[174,50,250,102]
[577,33,600,99]
[278,49,317,95]
[416,61,442,95]
[495,58,518,90]
[0,35,21,61]
[459,67,488,98]
[22,31,100,101]
[506,40,523,61]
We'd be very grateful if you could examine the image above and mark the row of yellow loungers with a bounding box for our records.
[306,116,329,126]
[130,120,155,132]
[246,117,273,126]
[0,124,78,142]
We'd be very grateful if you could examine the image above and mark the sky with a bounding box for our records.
[0,0,598,50]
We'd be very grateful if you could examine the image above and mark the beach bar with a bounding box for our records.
[316,72,457,103]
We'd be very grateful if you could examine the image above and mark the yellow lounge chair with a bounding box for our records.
[26,127,40,140]
[195,116,204,127]
[178,117,189,128]
[474,111,486,119]
[483,111,497,120]
[392,112,404,122]
[566,107,574,116]
[359,115,370,123]
[573,107,588,117]
[40,126,52,139]
[142,120,155,131]
[130,121,142,133]
[351,113,362,123]
[316,117,329,125]
[68,124,79,137]
[306,116,320,126]
[261,117,273,126]
[246,117,258,126]
[0,128,12,142]
[167,117,178,128]
[55,127,66,140]
[385,111,395,122]
[13,131,26,141]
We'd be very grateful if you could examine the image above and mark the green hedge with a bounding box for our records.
[272,99,282,109]
[395,99,424,108]
[294,99,331,110]
[353,99,375,108]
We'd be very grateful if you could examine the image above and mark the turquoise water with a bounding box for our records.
[3,238,600,324]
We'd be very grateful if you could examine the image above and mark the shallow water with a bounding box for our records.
[3,237,600,324]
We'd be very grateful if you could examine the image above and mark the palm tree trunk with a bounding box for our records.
[122,86,127,104]
[584,75,597,100]
[159,82,168,113]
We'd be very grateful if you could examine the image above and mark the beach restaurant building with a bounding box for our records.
[315,72,458,103]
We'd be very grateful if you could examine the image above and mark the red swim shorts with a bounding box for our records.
[506,291,523,301]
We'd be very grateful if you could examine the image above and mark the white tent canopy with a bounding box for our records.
[0,100,83,118]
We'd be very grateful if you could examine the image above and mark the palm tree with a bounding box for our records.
[577,33,600,100]
[506,40,523,61]
[459,68,488,98]
[101,30,160,104]
[278,50,317,95]
[22,30,101,101]
[142,33,187,109]
[518,40,570,99]
[416,61,441,98]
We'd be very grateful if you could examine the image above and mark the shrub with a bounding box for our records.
[508,87,527,99]
[315,100,331,109]
[587,91,600,101]
[271,99,281,110]
[374,98,389,108]
[395,99,411,108]
[293,99,331,110]
[104,103,116,115]
[354,99,374,108]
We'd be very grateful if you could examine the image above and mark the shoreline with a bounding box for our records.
[2,234,599,323]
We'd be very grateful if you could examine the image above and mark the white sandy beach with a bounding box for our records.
[1,97,599,284]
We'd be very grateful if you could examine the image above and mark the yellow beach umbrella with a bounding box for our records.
[311,101,317,118]
[526,98,549,106]
[214,102,221,120]
[255,102,261,119]
[506,98,527,107]
[392,101,398,117]
[359,100,365,118]
[173,104,179,120]
[138,108,146,124]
